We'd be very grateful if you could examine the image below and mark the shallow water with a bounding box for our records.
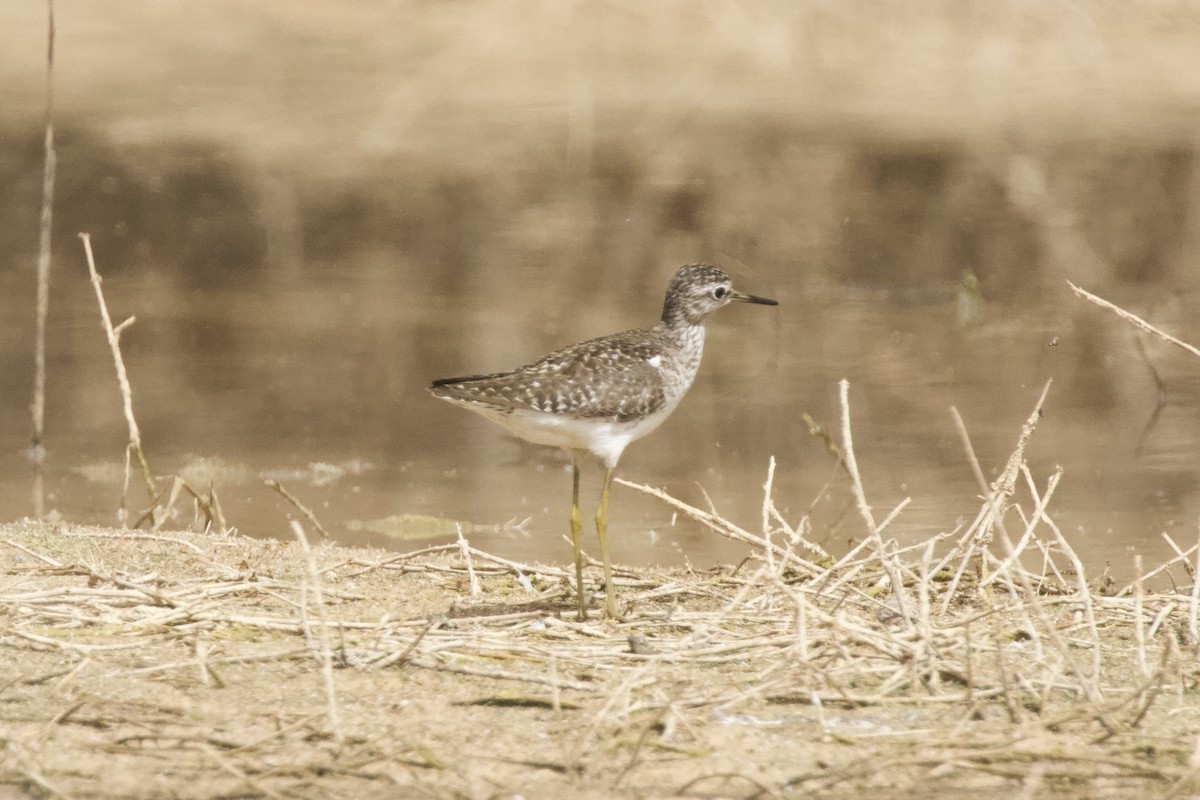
[2,4,1200,579]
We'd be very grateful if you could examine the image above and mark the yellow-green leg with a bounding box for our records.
[595,466,618,618]
[570,454,587,620]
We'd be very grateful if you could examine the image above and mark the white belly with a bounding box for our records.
[471,404,677,468]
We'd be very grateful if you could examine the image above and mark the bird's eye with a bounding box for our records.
[713,287,729,300]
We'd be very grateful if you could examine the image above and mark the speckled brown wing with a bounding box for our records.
[429,328,669,422]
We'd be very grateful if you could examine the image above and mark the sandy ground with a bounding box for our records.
[1,518,1197,799]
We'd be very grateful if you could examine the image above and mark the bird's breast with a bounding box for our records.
[651,326,705,404]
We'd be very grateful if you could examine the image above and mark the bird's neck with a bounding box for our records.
[661,301,704,328]
[654,320,706,369]
[655,316,704,337]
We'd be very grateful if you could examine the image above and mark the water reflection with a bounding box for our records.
[2,5,1199,582]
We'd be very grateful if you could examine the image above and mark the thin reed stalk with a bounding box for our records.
[1069,281,1200,360]
[1035,469,1102,687]
[838,379,913,628]
[937,381,1052,613]
[456,523,481,599]
[28,0,56,523]
[290,521,343,744]
[979,467,1061,589]
[1134,555,1149,678]
[265,479,329,539]
[762,455,777,574]
[615,478,822,577]
[30,0,56,464]
[79,233,156,521]
[1190,520,1200,646]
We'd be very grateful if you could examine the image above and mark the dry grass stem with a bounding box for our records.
[614,478,822,577]
[762,455,777,574]
[838,379,913,627]
[138,475,227,532]
[79,232,156,517]
[1134,554,1149,678]
[1116,533,1199,597]
[1069,280,1200,360]
[979,467,1061,589]
[950,405,989,495]
[29,0,56,472]
[456,523,481,598]
[265,479,329,539]
[937,380,1052,612]
[290,521,343,744]
[1190,522,1200,645]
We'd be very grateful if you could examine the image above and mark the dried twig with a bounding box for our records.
[838,379,912,628]
[937,381,1052,613]
[1190,521,1200,646]
[1069,280,1200,360]
[265,479,329,539]
[29,0,56,465]
[290,521,343,743]
[456,524,481,598]
[79,232,155,521]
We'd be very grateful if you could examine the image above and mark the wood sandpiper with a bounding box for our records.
[429,263,778,619]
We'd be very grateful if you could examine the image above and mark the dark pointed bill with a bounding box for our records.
[729,289,778,306]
